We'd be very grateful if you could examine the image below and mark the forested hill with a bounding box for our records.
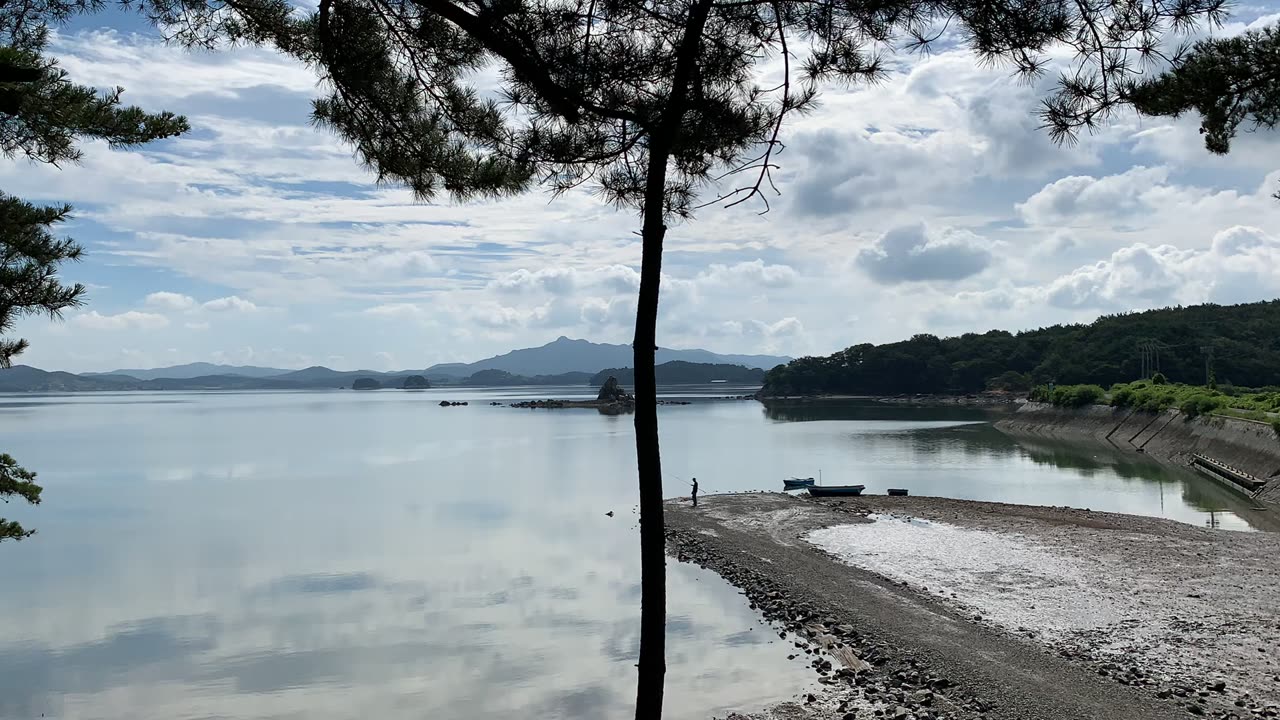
[590,361,765,386]
[760,300,1280,397]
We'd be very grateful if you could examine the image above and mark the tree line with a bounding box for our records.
[590,361,764,386]
[761,300,1280,397]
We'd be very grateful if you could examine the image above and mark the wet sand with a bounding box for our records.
[665,493,1280,720]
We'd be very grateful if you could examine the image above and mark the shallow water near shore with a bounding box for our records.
[0,389,1265,719]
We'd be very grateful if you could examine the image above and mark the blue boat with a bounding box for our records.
[783,477,815,489]
[807,484,865,497]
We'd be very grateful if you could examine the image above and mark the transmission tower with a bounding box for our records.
[1137,340,1157,379]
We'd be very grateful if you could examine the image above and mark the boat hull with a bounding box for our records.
[783,477,815,489]
[806,485,865,497]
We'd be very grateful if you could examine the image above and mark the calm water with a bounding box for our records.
[0,389,1267,720]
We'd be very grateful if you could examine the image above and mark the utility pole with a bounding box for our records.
[1200,345,1215,386]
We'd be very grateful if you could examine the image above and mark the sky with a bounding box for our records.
[9,5,1280,373]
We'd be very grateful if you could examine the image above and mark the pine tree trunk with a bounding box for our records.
[632,2,716,712]
[632,3,713,719]
[632,197,667,719]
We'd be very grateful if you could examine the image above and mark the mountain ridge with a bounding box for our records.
[83,362,290,380]
[78,337,790,379]
[0,338,786,392]
[423,336,789,376]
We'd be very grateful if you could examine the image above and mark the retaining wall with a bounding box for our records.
[996,403,1280,506]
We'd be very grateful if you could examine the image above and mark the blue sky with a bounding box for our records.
[9,6,1280,372]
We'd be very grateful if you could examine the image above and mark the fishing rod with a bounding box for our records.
[670,473,720,494]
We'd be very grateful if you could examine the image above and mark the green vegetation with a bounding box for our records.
[1029,384,1106,408]
[761,300,1280,397]
[1031,379,1280,423]
[0,454,41,541]
[351,378,381,390]
[460,369,592,386]
[1130,24,1280,160]
[590,362,764,386]
[402,375,430,389]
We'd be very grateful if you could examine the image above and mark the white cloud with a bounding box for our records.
[50,30,318,104]
[13,20,1280,373]
[1017,167,1173,226]
[753,317,804,338]
[71,311,170,330]
[144,291,196,311]
[856,223,993,284]
[491,265,641,296]
[699,260,798,288]
[202,296,259,313]
[949,226,1280,315]
[365,250,441,277]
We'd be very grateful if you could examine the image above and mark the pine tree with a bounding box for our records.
[1130,25,1280,155]
[1128,24,1280,195]
[126,0,1224,714]
[0,8,189,541]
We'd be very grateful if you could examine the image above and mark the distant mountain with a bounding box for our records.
[272,366,386,383]
[0,366,417,392]
[0,337,789,393]
[0,366,128,392]
[426,336,790,377]
[84,362,289,380]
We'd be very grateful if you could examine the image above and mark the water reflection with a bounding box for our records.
[760,398,997,423]
[0,390,1268,720]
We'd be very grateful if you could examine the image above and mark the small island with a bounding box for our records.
[351,377,381,390]
[511,376,638,414]
[402,375,430,389]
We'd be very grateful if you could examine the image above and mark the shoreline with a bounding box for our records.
[758,393,1023,407]
[996,402,1280,508]
[666,492,1280,720]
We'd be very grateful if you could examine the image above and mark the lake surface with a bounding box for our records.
[0,389,1267,720]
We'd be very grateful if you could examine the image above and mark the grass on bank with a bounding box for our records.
[1030,378,1280,434]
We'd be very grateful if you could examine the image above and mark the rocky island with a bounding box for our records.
[509,376,639,413]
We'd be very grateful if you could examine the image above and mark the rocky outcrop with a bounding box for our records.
[596,376,633,403]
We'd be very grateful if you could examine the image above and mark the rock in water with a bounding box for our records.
[596,376,633,403]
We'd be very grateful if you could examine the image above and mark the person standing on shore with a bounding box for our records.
[691,478,698,508]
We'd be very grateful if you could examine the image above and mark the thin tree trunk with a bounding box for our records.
[632,186,667,720]
[632,2,714,718]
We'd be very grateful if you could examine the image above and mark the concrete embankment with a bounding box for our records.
[996,402,1280,505]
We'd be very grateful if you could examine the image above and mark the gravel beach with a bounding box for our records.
[665,493,1280,720]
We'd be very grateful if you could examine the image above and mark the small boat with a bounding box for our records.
[807,484,865,497]
[887,488,909,497]
[783,477,815,489]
